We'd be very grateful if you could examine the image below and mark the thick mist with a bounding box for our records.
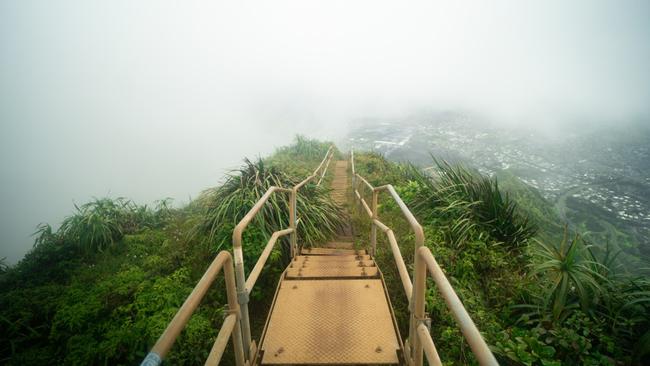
[2,0,649,263]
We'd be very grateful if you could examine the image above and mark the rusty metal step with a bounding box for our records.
[289,260,375,269]
[301,247,366,256]
[260,279,400,364]
[321,241,354,249]
[285,266,379,279]
[292,254,371,263]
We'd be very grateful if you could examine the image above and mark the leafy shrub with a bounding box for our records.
[351,151,649,365]
[273,135,334,161]
[194,158,344,255]
[409,159,537,249]
[58,197,174,253]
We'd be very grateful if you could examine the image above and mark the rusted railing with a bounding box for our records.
[140,251,244,366]
[350,148,498,366]
[230,146,334,362]
[142,146,334,366]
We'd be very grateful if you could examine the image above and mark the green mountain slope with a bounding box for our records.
[1,142,648,365]
[351,152,650,365]
[0,137,341,365]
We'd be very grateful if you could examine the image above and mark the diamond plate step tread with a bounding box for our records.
[321,241,355,249]
[285,267,379,279]
[292,255,371,262]
[260,279,400,364]
[301,248,366,256]
[289,260,375,269]
[330,161,349,206]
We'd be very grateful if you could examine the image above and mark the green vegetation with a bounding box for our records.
[352,152,650,365]
[0,136,341,365]
[193,158,343,255]
[2,140,647,365]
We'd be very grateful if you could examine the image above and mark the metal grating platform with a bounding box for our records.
[260,279,400,364]
[321,241,355,249]
[289,260,375,268]
[285,266,379,279]
[331,161,349,205]
[292,254,371,262]
[302,248,365,256]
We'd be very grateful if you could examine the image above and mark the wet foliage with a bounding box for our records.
[0,137,342,365]
[352,151,650,365]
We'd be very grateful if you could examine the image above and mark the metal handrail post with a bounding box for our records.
[356,174,363,213]
[228,146,332,360]
[350,149,356,194]
[232,186,291,360]
[290,188,297,258]
[370,189,378,256]
[411,244,427,366]
[224,254,246,366]
[233,251,252,360]
[205,252,245,366]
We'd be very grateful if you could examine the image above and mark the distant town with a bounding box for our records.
[344,113,650,259]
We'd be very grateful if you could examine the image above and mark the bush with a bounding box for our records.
[194,158,344,257]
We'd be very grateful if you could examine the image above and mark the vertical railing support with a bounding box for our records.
[410,249,427,366]
[351,149,356,195]
[290,187,298,257]
[370,190,378,256]
[233,247,252,362]
[224,260,246,366]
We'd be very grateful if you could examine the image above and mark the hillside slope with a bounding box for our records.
[351,152,649,365]
[0,137,342,365]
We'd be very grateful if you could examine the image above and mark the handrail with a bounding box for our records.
[317,148,334,186]
[375,185,425,246]
[143,146,334,366]
[350,167,422,300]
[244,228,294,293]
[231,146,334,361]
[141,251,245,366]
[350,149,498,366]
[373,218,413,299]
[417,246,498,366]
[417,323,442,366]
[232,186,292,250]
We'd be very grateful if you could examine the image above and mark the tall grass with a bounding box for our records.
[273,135,334,161]
[407,159,537,249]
[37,197,173,254]
[194,158,343,253]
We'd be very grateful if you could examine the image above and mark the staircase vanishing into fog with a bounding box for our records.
[141,148,498,366]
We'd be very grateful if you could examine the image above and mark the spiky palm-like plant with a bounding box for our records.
[406,159,536,249]
[435,160,536,247]
[195,158,343,253]
[54,197,171,253]
[531,228,605,321]
[59,198,127,253]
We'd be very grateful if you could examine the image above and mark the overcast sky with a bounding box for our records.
[1,0,649,263]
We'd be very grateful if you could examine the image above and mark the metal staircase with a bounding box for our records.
[258,247,401,364]
[141,147,499,366]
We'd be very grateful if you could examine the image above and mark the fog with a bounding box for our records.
[1,0,649,263]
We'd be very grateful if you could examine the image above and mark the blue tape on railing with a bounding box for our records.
[141,352,162,366]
